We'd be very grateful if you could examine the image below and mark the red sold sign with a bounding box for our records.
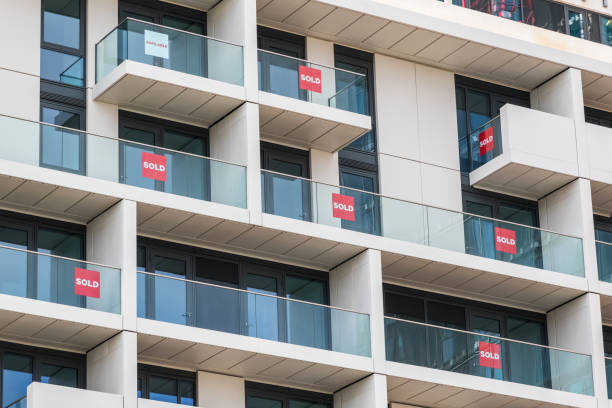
[495,227,517,254]
[142,152,167,181]
[74,268,100,298]
[479,127,494,156]
[332,193,355,221]
[478,341,501,369]
[299,66,322,93]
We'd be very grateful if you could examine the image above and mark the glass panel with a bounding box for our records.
[179,380,195,406]
[149,376,178,403]
[40,364,78,387]
[137,246,146,318]
[569,10,586,39]
[289,401,330,408]
[456,88,469,172]
[138,272,371,356]
[385,317,594,395]
[41,107,83,173]
[2,353,32,408]
[40,49,84,86]
[161,131,207,200]
[152,256,187,325]
[596,240,612,282]
[467,90,491,132]
[522,0,566,33]
[96,19,244,86]
[468,115,502,171]
[162,16,204,35]
[340,172,380,235]
[286,276,328,350]
[262,171,310,221]
[600,16,612,46]
[246,396,282,408]
[507,318,547,387]
[247,274,279,341]
[43,0,80,49]
[464,201,494,258]
[606,358,612,400]
[0,226,28,298]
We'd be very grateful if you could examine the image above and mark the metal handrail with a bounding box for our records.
[95,17,244,48]
[138,270,369,316]
[260,169,583,240]
[0,113,245,168]
[385,316,591,357]
[0,243,119,270]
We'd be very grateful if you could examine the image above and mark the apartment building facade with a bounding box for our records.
[2,0,612,407]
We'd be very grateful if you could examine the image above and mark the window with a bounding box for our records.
[138,365,195,406]
[40,102,85,174]
[585,107,612,128]
[455,75,530,174]
[41,0,85,88]
[137,238,330,349]
[0,210,84,303]
[119,0,205,32]
[0,342,84,406]
[118,111,209,199]
[594,215,612,282]
[246,382,332,408]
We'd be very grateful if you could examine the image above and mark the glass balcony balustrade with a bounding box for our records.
[0,244,120,314]
[258,49,369,116]
[0,114,247,208]
[137,271,371,357]
[96,18,244,86]
[385,317,594,395]
[261,169,584,277]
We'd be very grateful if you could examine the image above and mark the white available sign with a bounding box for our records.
[144,30,169,59]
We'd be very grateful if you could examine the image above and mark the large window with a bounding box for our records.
[137,238,330,348]
[0,342,84,406]
[246,382,332,408]
[137,365,195,406]
[455,75,530,174]
[0,211,84,303]
[384,285,548,383]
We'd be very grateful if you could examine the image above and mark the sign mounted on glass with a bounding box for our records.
[495,227,517,254]
[299,66,322,93]
[479,127,494,156]
[332,193,355,221]
[142,152,167,181]
[144,30,169,59]
[74,268,100,298]
[478,341,501,369]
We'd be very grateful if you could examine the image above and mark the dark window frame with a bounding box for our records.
[383,284,548,342]
[0,340,85,405]
[137,364,196,405]
[246,381,333,407]
[585,107,612,128]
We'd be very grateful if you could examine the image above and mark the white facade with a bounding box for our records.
[1,0,612,407]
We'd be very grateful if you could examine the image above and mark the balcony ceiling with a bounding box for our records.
[257,0,568,91]
[583,71,612,113]
[591,180,612,216]
[381,251,586,313]
[137,319,371,393]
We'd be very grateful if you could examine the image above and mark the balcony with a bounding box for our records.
[136,271,372,391]
[467,104,578,200]
[0,244,121,351]
[94,18,245,127]
[0,114,247,218]
[587,123,612,215]
[258,50,371,152]
[386,317,594,406]
[16,382,122,408]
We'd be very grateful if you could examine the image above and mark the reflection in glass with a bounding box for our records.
[286,276,328,349]
[247,396,283,408]
[40,364,77,387]
[0,227,28,298]
[149,376,178,403]
[2,353,32,408]
[153,256,187,325]
[601,16,612,46]
[340,172,380,235]
[568,10,585,39]
[40,50,84,86]
[43,0,80,49]
[41,107,83,173]
[179,380,195,405]
[247,274,279,341]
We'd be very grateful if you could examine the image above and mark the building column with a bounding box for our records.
[86,331,138,408]
[334,374,387,408]
[330,249,385,371]
[197,371,245,408]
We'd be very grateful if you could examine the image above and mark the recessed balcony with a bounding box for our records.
[467,104,578,200]
[94,18,245,127]
[258,50,371,152]
[136,271,372,391]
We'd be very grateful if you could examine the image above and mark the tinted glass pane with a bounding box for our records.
[149,376,178,403]
[162,16,204,35]
[524,0,566,33]
[596,228,612,244]
[120,128,155,190]
[40,49,84,86]
[40,364,77,387]
[121,127,155,145]
[456,87,469,172]
[179,380,195,406]
[286,276,325,303]
[247,274,279,341]
[507,318,547,386]
[38,228,82,258]
[2,353,32,407]
[137,378,142,398]
[498,205,537,227]
[601,16,612,45]
[0,226,28,297]
[247,396,282,408]
[340,171,374,192]
[384,293,425,321]
[569,10,585,39]
[508,317,545,344]
[464,201,495,258]
[270,159,302,177]
[41,107,83,172]
[289,401,330,408]
[467,90,490,132]
[472,315,501,336]
[162,131,205,155]
[153,256,187,325]
[43,0,80,49]
[427,301,466,329]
